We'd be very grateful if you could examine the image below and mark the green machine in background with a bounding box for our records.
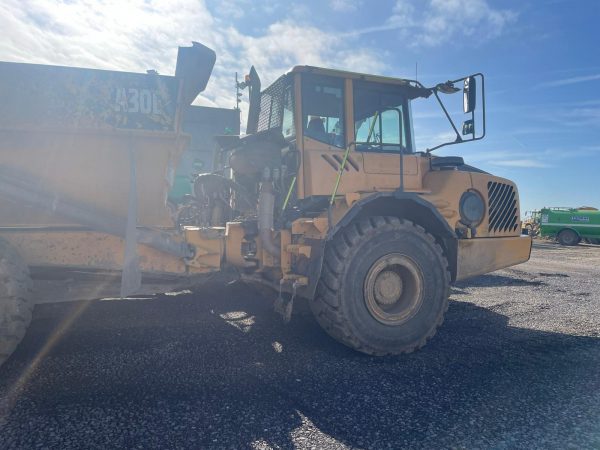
[168,105,240,202]
[539,207,600,245]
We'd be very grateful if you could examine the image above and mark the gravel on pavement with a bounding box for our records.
[0,241,599,449]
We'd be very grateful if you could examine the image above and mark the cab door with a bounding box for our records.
[352,80,420,190]
[299,73,365,198]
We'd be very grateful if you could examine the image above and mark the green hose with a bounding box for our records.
[282,176,296,211]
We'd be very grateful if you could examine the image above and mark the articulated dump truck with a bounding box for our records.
[0,42,531,366]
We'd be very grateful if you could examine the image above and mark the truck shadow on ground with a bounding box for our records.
[455,273,545,288]
[0,280,598,449]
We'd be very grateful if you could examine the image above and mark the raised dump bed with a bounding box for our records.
[0,42,215,228]
[0,43,219,366]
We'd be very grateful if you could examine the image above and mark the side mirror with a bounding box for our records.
[426,73,485,152]
[463,76,476,113]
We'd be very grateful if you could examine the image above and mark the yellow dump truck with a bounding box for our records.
[0,42,531,365]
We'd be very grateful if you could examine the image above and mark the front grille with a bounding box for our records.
[487,181,519,233]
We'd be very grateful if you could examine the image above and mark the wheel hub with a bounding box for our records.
[364,254,424,325]
[373,270,403,305]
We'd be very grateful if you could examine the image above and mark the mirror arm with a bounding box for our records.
[426,140,461,153]
[425,73,485,153]
[427,89,463,153]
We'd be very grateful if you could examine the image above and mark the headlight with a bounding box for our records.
[459,190,485,226]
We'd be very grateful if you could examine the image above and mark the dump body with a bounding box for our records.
[540,207,600,240]
[0,61,187,227]
[0,42,220,283]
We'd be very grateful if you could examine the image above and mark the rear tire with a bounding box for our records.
[557,229,579,246]
[310,217,450,355]
[0,238,33,367]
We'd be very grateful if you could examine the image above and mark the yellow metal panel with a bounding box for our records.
[184,227,224,272]
[225,222,247,267]
[363,153,418,175]
[456,235,532,281]
[0,230,186,273]
[301,142,423,197]
[280,229,292,274]
[0,128,187,227]
[421,169,472,231]
[291,218,328,239]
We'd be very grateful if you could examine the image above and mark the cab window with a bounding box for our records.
[354,81,410,153]
[281,86,295,139]
[302,75,345,148]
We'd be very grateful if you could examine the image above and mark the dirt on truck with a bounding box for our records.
[0,42,531,367]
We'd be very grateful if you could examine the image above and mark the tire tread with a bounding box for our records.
[310,216,450,356]
[0,238,33,367]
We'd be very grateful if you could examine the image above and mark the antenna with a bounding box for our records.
[235,72,242,111]
[415,62,418,83]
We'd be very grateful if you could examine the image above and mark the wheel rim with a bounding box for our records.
[363,253,424,326]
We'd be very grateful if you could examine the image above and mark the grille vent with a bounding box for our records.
[321,154,359,172]
[487,181,519,233]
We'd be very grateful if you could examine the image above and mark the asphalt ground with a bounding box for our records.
[0,241,599,449]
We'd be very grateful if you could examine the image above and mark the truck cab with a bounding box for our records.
[188,64,532,354]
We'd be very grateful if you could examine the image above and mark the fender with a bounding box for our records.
[300,191,459,300]
[328,191,456,241]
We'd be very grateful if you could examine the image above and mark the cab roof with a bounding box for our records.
[289,65,431,99]
[290,65,417,87]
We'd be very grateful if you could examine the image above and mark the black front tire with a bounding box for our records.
[0,238,33,367]
[310,217,450,355]
[557,229,579,246]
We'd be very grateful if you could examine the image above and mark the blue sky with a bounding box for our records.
[1,0,599,213]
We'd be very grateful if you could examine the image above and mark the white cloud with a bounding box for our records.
[537,73,600,89]
[0,0,390,121]
[434,146,554,169]
[329,0,361,12]
[0,0,217,71]
[347,0,517,47]
[490,159,551,168]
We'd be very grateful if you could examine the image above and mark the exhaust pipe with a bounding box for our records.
[258,181,280,259]
[245,66,261,134]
